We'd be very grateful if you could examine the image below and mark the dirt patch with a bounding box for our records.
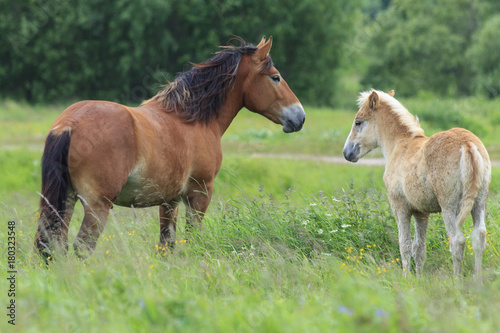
[250,152,500,167]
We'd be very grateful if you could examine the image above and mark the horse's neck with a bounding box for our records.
[211,82,245,137]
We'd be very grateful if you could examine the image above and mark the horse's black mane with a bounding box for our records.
[148,38,274,124]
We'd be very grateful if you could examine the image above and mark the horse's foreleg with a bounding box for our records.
[73,200,111,258]
[471,203,487,283]
[395,210,412,276]
[412,212,429,276]
[183,182,213,236]
[159,200,180,250]
[442,209,466,277]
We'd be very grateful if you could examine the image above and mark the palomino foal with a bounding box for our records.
[35,37,305,258]
[343,90,491,281]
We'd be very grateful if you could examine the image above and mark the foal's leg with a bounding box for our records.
[395,210,412,276]
[471,201,487,283]
[412,212,429,276]
[159,200,180,249]
[442,209,466,277]
[73,199,111,258]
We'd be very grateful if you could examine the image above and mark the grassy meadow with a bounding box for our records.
[1,98,500,332]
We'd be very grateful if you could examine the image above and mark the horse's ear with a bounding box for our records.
[388,90,395,97]
[253,36,273,62]
[256,36,266,48]
[369,91,379,110]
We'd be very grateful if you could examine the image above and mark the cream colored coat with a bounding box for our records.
[344,90,491,282]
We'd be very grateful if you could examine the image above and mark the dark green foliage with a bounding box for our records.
[467,15,500,98]
[360,0,478,97]
[0,0,358,105]
[358,0,500,99]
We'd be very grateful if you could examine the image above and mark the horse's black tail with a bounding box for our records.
[35,129,71,256]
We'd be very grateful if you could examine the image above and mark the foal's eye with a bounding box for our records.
[270,75,281,83]
[355,120,362,127]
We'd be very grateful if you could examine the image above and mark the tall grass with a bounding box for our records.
[2,185,500,332]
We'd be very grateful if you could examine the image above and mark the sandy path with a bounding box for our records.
[250,152,500,167]
[3,144,500,167]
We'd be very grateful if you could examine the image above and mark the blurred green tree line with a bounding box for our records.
[0,0,357,105]
[3,0,500,106]
[359,0,500,98]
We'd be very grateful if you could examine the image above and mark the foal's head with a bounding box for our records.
[238,37,306,133]
[343,89,424,162]
[343,90,390,162]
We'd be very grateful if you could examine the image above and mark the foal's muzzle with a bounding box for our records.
[281,103,306,133]
[343,141,360,162]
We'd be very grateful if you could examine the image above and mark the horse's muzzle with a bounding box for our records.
[281,103,306,133]
[343,141,360,162]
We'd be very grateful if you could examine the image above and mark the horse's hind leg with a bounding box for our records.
[73,199,111,258]
[442,209,466,277]
[412,212,429,276]
[35,190,77,258]
[471,198,488,283]
[60,190,77,253]
[159,200,180,249]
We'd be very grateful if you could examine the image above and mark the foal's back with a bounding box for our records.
[424,128,490,212]
[388,127,491,215]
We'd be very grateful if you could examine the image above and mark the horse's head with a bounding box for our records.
[343,90,395,162]
[239,37,305,133]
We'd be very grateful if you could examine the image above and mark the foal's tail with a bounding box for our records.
[35,129,72,256]
[457,142,488,224]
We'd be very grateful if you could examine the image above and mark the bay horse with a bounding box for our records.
[34,37,306,258]
[343,89,491,281]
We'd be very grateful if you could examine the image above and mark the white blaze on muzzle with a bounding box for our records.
[280,103,306,133]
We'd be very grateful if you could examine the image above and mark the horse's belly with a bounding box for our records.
[114,172,181,208]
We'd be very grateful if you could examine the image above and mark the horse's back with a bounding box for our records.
[50,101,140,202]
[50,100,216,207]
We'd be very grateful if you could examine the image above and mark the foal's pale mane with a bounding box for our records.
[358,90,424,137]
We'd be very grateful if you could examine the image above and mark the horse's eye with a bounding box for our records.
[355,120,362,127]
[270,75,281,83]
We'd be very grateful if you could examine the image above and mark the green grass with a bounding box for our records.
[2,98,500,332]
[2,189,500,332]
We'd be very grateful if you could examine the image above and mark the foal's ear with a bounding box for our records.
[368,91,379,110]
[387,90,395,97]
[254,36,273,62]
